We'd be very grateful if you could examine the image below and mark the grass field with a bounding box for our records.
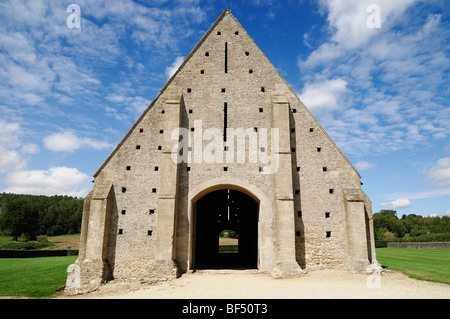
[376,248,450,285]
[0,256,77,298]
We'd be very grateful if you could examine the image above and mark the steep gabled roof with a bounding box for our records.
[94,8,360,179]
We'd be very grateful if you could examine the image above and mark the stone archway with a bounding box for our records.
[193,188,258,269]
[187,177,277,273]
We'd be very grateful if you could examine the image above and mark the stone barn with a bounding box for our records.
[66,9,379,294]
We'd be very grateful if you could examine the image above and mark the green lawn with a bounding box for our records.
[0,256,77,298]
[376,248,450,285]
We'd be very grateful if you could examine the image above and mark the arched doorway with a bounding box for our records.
[193,188,258,269]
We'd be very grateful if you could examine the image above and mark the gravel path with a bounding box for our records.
[66,269,450,299]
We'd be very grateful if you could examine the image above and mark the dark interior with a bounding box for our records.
[194,189,258,269]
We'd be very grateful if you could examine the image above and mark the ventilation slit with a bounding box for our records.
[224,102,228,142]
[225,42,228,73]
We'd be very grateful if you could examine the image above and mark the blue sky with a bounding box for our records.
[0,0,448,217]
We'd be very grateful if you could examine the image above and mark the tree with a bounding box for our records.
[373,210,406,239]
[403,214,423,235]
[0,198,39,240]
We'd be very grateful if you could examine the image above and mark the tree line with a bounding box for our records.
[373,210,450,242]
[0,193,83,241]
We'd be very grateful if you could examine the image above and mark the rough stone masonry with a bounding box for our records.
[66,9,381,295]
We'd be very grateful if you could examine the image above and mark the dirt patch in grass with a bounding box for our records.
[46,234,80,250]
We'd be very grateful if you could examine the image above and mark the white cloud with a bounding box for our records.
[438,210,450,217]
[385,188,450,201]
[318,0,418,49]
[106,94,127,103]
[424,157,450,186]
[126,96,151,116]
[49,56,100,95]
[1,167,91,197]
[105,95,151,121]
[0,146,26,174]
[43,131,80,152]
[165,56,185,79]
[20,143,39,154]
[43,131,112,153]
[422,13,442,35]
[299,78,349,112]
[380,198,412,209]
[0,120,27,173]
[0,120,20,148]
[355,161,377,170]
